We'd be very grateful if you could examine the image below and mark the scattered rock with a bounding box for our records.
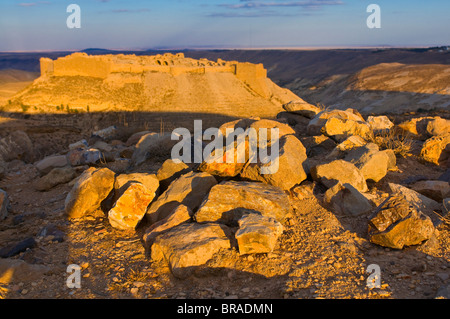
[0,130,34,163]
[0,189,10,221]
[34,166,77,191]
[143,204,192,250]
[306,108,365,136]
[218,118,260,138]
[151,222,231,279]
[156,159,191,192]
[35,155,69,175]
[108,182,156,230]
[0,258,50,283]
[326,135,368,159]
[420,134,450,166]
[324,182,373,216]
[240,134,308,191]
[92,140,113,153]
[92,125,119,141]
[388,183,441,218]
[67,148,105,166]
[411,180,450,202]
[321,117,372,142]
[276,112,311,128]
[367,115,394,133]
[235,214,284,255]
[199,138,250,177]
[426,117,450,137]
[0,237,37,258]
[37,224,65,242]
[301,135,336,158]
[194,180,291,226]
[282,100,321,118]
[132,133,176,166]
[368,195,435,249]
[311,159,368,192]
[146,171,217,224]
[125,131,151,147]
[114,173,159,197]
[290,181,316,200]
[248,119,296,146]
[438,169,450,183]
[344,144,393,182]
[65,167,116,219]
[436,284,450,299]
[69,139,88,150]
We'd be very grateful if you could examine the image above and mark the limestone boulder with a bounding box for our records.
[64,167,116,219]
[291,181,316,200]
[235,214,284,255]
[300,135,336,158]
[344,144,394,182]
[0,189,10,221]
[248,119,296,146]
[326,135,367,159]
[35,166,77,191]
[324,182,373,216]
[388,183,441,220]
[398,117,450,139]
[311,160,368,192]
[306,108,365,136]
[218,117,260,138]
[198,139,250,177]
[194,181,291,226]
[366,115,394,133]
[420,134,450,166]
[35,155,69,175]
[108,182,156,230]
[321,117,372,142]
[125,131,151,147]
[132,132,177,165]
[282,100,321,118]
[67,148,105,166]
[151,222,231,278]
[114,173,159,196]
[146,171,217,224]
[143,204,191,250]
[368,195,435,249]
[277,112,311,128]
[0,130,34,163]
[411,180,450,202]
[156,159,191,192]
[240,134,308,191]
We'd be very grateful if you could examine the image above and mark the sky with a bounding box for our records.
[0,0,449,51]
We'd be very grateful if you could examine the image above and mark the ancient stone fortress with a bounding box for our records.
[40,52,270,97]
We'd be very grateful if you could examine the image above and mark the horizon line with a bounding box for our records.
[1,44,449,53]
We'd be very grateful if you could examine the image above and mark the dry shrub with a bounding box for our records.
[369,126,413,157]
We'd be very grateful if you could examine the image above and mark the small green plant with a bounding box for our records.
[20,103,30,112]
[86,105,90,113]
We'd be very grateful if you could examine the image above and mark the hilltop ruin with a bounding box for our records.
[8,52,300,122]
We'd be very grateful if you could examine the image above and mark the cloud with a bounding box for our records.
[98,8,151,14]
[18,1,50,7]
[220,0,343,9]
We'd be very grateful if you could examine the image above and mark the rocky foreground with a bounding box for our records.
[0,103,449,299]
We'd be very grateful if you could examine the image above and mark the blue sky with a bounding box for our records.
[0,0,449,51]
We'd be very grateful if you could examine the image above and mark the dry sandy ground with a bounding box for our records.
[0,113,448,300]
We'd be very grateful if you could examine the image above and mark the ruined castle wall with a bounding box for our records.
[40,58,54,76]
[53,54,112,78]
[234,63,269,98]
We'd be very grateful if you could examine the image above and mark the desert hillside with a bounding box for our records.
[4,52,299,123]
[287,63,450,114]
